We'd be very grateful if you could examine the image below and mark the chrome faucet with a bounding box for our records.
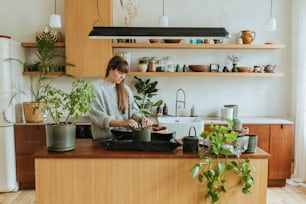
[175,88,186,117]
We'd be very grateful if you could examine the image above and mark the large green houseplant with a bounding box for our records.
[23,39,75,123]
[133,76,163,117]
[40,78,94,151]
[191,119,255,203]
[132,76,163,141]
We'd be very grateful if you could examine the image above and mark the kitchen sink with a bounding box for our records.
[157,117,204,139]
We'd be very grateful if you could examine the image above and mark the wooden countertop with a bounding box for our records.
[34,139,269,159]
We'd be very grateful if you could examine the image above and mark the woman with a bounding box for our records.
[90,55,152,139]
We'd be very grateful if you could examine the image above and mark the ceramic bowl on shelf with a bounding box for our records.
[149,39,159,43]
[189,65,210,72]
[237,67,251,72]
[164,39,182,43]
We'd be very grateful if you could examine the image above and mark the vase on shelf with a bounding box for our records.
[232,63,239,72]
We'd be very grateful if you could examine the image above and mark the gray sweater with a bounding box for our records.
[89,79,141,139]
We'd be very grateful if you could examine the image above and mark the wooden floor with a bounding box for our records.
[0,185,306,204]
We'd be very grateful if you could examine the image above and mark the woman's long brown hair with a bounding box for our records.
[105,56,130,114]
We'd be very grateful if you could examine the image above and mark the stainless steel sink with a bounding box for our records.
[157,117,204,139]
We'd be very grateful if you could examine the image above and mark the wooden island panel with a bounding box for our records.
[34,140,269,204]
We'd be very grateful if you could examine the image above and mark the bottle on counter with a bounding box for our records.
[156,106,162,117]
[190,104,196,117]
[162,103,168,116]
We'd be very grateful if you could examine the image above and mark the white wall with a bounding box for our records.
[0,0,293,119]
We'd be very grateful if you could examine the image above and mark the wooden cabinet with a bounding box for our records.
[64,0,113,77]
[14,125,46,189]
[204,123,293,187]
[268,124,293,186]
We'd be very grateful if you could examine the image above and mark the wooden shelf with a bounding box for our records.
[22,72,66,76]
[112,43,285,49]
[127,72,284,77]
[21,42,65,48]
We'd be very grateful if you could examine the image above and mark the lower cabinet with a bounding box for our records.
[205,123,293,187]
[14,125,46,189]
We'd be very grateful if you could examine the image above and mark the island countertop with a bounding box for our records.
[34,139,269,159]
[34,139,269,204]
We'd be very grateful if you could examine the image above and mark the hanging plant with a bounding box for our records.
[191,119,255,203]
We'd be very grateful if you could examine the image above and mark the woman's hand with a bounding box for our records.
[141,118,153,128]
[123,119,139,129]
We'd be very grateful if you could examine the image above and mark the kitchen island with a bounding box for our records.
[34,139,269,204]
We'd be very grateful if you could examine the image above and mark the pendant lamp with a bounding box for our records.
[265,0,276,31]
[159,0,168,27]
[49,0,62,28]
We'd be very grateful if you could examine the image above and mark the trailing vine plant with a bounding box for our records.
[191,119,255,203]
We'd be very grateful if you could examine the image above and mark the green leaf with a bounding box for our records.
[218,162,225,174]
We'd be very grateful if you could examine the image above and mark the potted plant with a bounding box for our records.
[40,78,94,151]
[23,39,75,123]
[133,76,163,117]
[191,119,255,203]
[132,76,163,141]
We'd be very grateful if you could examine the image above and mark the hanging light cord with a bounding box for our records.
[162,0,165,16]
[93,0,105,26]
[269,0,273,18]
[54,0,57,14]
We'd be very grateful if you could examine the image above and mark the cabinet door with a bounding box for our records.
[246,124,270,153]
[65,0,113,77]
[14,125,46,189]
[269,124,293,180]
[14,125,46,153]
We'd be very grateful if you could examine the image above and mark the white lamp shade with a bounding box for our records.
[49,14,62,28]
[265,17,276,31]
[159,16,169,27]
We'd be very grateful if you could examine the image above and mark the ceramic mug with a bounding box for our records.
[246,134,258,153]
[221,107,234,120]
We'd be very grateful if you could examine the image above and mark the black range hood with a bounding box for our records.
[88,27,230,39]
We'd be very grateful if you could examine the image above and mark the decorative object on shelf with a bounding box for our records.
[228,55,243,72]
[210,64,220,72]
[137,60,148,72]
[191,119,255,203]
[36,25,63,43]
[133,76,163,117]
[213,39,223,44]
[189,65,210,72]
[265,0,276,31]
[237,67,251,73]
[264,64,276,73]
[253,65,263,73]
[41,78,94,151]
[240,30,256,44]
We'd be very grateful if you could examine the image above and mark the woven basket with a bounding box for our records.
[23,102,44,123]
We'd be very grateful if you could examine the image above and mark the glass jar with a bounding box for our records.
[165,56,175,72]
[138,60,148,72]
[156,60,165,72]
[147,60,156,72]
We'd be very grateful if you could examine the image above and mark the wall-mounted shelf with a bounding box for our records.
[22,72,65,76]
[21,42,65,48]
[112,43,285,49]
[127,72,284,77]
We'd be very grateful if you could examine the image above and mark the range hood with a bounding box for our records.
[88,27,230,39]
